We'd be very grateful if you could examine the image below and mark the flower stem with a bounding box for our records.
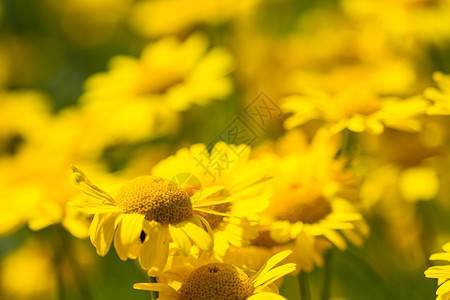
[321,249,334,300]
[298,271,311,300]
[149,276,158,300]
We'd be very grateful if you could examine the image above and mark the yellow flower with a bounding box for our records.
[0,104,121,238]
[426,72,450,115]
[128,0,260,37]
[249,129,368,272]
[283,87,429,134]
[0,90,55,235]
[134,250,295,300]
[80,33,233,142]
[151,142,271,257]
[71,167,214,275]
[425,242,450,300]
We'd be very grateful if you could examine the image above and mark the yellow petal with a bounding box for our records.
[69,203,123,214]
[89,214,100,246]
[247,292,287,300]
[139,224,170,275]
[192,215,214,245]
[253,264,296,289]
[322,229,347,250]
[119,214,144,248]
[133,283,179,297]
[192,185,226,204]
[169,223,192,256]
[71,166,114,203]
[180,220,213,251]
[93,213,121,256]
[251,250,293,284]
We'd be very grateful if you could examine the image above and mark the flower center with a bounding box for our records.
[269,186,332,224]
[114,176,193,225]
[179,263,254,300]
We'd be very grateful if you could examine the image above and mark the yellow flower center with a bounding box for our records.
[270,186,332,224]
[114,176,193,225]
[179,263,254,300]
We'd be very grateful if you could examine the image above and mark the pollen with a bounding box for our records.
[179,263,254,300]
[114,176,193,225]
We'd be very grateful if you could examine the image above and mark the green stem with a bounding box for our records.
[298,271,311,300]
[336,129,357,168]
[149,276,159,300]
[321,249,334,300]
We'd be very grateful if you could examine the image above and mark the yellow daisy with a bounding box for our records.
[425,242,450,300]
[248,129,368,272]
[70,142,265,274]
[71,167,213,275]
[151,142,271,257]
[80,33,233,142]
[282,87,429,134]
[133,250,296,300]
[0,103,123,238]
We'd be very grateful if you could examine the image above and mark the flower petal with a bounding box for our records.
[253,263,296,290]
[133,283,179,297]
[180,220,213,251]
[251,250,293,284]
[93,213,121,256]
[71,166,114,203]
[169,223,192,256]
[247,292,286,300]
[140,223,170,275]
[119,214,145,248]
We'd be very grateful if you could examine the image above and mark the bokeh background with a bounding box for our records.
[1,0,450,299]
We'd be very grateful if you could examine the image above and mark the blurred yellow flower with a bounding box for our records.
[80,34,233,142]
[0,101,120,237]
[134,250,295,300]
[425,242,450,300]
[0,90,51,235]
[283,88,429,134]
[250,129,368,272]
